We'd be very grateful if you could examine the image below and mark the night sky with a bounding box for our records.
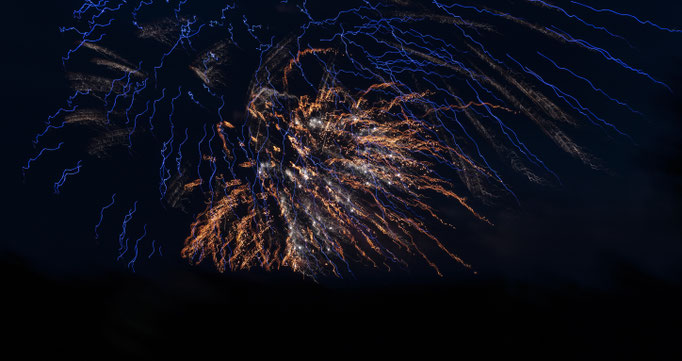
[4,0,682,357]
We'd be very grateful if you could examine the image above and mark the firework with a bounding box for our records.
[27,0,679,277]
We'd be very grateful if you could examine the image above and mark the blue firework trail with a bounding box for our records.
[95,193,117,239]
[27,0,679,276]
[53,160,83,194]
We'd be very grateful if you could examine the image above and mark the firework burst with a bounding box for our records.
[27,0,679,277]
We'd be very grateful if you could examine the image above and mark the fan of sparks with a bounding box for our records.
[28,0,678,277]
